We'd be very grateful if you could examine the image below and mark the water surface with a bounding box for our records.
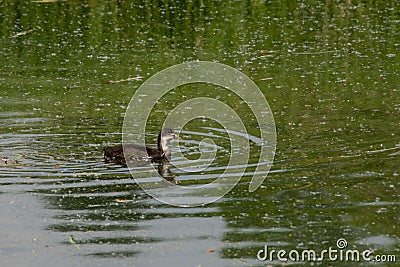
[1,1,399,266]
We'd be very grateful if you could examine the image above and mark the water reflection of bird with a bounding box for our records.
[103,128,179,166]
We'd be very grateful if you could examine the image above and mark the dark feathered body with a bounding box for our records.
[103,144,166,165]
[103,128,178,166]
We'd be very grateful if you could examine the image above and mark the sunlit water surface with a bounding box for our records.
[1,1,399,266]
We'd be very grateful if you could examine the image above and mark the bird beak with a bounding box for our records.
[173,134,180,139]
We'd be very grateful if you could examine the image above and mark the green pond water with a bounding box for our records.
[0,1,399,266]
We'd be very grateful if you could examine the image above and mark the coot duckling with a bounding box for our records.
[104,128,179,165]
